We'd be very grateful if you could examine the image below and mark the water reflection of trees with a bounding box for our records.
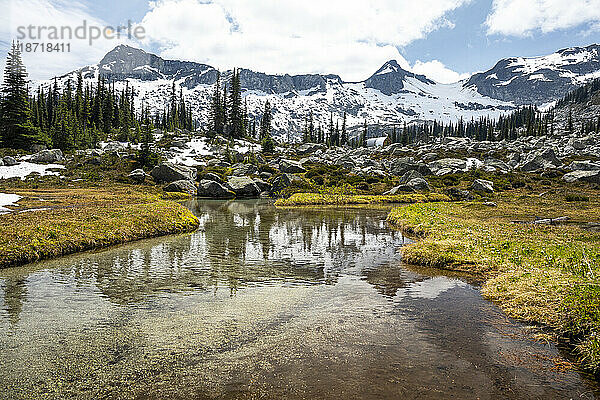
[0,200,407,319]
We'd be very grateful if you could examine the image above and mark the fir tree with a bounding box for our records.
[0,42,42,149]
[340,112,347,146]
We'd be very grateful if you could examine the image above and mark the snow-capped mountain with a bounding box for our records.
[36,44,600,140]
[466,44,600,105]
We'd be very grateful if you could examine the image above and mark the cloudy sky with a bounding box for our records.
[2,0,600,83]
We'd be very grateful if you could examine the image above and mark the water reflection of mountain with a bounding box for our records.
[0,200,407,317]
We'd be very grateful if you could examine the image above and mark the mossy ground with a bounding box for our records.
[0,184,199,268]
[275,192,450,207]
[386,186,600,373]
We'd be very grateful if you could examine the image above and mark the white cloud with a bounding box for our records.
[411,60,470,83]
[140,0,472,81]
[485,0,600,37]
[1,0,142,80]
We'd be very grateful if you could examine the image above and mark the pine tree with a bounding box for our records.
[340,112,347,146]
[259,100,272,140]
[260,100,274,153]
[229,69,244,138]
[210,72,224,135]
[0,42,42,149]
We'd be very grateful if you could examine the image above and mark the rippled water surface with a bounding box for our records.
[1,200,598,399]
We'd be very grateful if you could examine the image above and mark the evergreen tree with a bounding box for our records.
[340,112,347,146]
[259,100,272,140]
[210,72,224,135]
[229,69,244,138]
[260,100,275,153]
[0,42,42,149]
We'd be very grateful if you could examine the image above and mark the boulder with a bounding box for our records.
[231,163,258,176]
[151,163,197,183]
[198,180,235,199]
[2,156,18,166]
[253,178,272,193]
[164,180,197,196]
[562,170,600,184]
[279,159,306,174]
[445,187,473,201]
[128,169,147,183]
[398,170,424,185]
[259,171,272,180]
[483,158,511,172]
[568,160,600,171]
[570,136,596,150]
[202,172,223,183]
[390,157,431,176]
[384,178,430,194]
[472,179,494,193]
[30,149,64,163]
[103,142,126,153]
[427,158,467,174]
[227,176,261,198]
[519,148,561,172]
[406,178,431,192]
[271,173,301,195]
[296,143,326,155]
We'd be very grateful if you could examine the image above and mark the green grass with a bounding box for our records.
[274,192,450,207]
[0,186,199,268]
[386,189,600,373]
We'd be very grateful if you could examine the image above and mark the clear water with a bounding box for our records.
[0,200,598,399]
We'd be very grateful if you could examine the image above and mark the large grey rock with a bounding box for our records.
[2,156,18,166]
[398,170,424,185]
[568,160,600,171]
[279,159,306,174]
[202,172,223,183]
[198,180,235,199]
[390,157,431,176]
[428,158,467,174]
[253,178,272,193]
[483,158,510,172]
[227,176,261,198]
[519,148,561,172]
[30,149,64,163]
[407,178,431,191]
[472,179,494,193]
[128,169,147,183]
[296,143,326,155]
[164,180,197,196]
[271,173,301,195]
[570,136,596,150]
[103,142,126,153]
[562,170,600,184]
[384,178,430,194]
[231,163,257,176]
[151,163,197,183]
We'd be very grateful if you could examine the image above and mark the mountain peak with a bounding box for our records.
[374,60,405,75]
[99,44,152,66]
